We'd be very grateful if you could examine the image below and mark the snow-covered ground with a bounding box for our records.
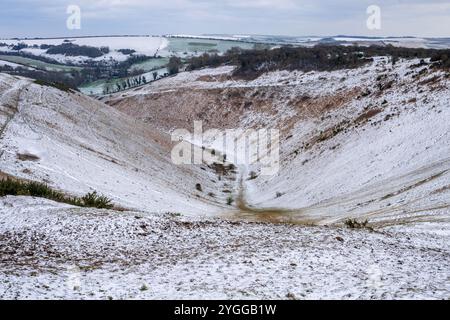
[0,73,230,215]
[1,56,449,299]
[0,37,169,64]
[170,34,450,49]
[3,35,447,67]
[0,196,448,300]
[0,59,27,69]
[106,58,450,227]
[0,36,254,65]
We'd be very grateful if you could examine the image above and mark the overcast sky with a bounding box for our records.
[1,0,449,38]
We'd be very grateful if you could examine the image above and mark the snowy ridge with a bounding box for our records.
[0,57,449,299]
[106,58,450,227]
[1,37,169,64]
[0,73,228,215]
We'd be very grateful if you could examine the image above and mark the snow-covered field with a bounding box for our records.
[0,36,254,65]
[3,34,447,68]
[0,59,27,69]
[172,34,450,49]
[1,56,449,299]
[0,36,169,64]
[1,196,449,300]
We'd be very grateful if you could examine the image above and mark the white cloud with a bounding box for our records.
[224,0,299,10]
[1,0,449,37]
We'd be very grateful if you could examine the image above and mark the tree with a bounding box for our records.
[168,56,182,75]
[152,72,158,81]
[103,83,111,95]
[392,55,399,66]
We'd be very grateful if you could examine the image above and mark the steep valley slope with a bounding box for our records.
[105,57,450,227]
[0,57,449,299]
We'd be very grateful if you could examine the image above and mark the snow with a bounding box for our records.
[106,58,450,228]
[0,196,448,300]
[169,34,242,41]
[1,35,449,68]
[0,60,25,69]
[0,59,35,71]
[236,59,450,227]
[1,56,449,299]
[168,34,450,49]
[0,73,229,215]
[0,37,168,64]
[1,37,168,55]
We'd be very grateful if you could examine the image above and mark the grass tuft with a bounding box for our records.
[344,218,373,230]
[81,191,113,209]
[0,178,113,209]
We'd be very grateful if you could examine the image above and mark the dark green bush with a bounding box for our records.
[344,218,373,230]
[0,178,22,196]
[46,43,106,58]
[34,79,73,92]
[81,191,113,209]
[0,178,113,209]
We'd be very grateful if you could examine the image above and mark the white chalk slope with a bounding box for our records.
[0,73,227,215]
[0,57,449,299]
[106,58,450,227]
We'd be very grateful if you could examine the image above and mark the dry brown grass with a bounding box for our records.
[16,153,40,162]
[355,108,383,123]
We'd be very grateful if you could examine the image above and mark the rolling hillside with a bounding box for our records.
[0,56,449,299]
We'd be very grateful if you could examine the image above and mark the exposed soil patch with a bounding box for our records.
[355,108,383,123]
[0,171,14,181]
[16,153,40,162]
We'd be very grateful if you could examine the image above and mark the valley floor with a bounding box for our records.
[1,196,449,300]
[1,57,449,299]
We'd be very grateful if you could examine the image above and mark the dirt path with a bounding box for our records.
[227,158,450,227]
[1,195,449,300]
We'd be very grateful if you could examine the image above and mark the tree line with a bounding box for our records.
[186,44,450,79]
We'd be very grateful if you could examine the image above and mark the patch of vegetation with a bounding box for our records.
[168,56,182,75]
[344,219,373,230]
[248,171,258,180]
[0,178,113,209]
[46,43,108,58]
[12,42,28,51]
[355,108,383,123]
[165,212,182,217]
[275,192,284,198]
[80,191,113,209]
[0,51,155,94]
[34,79,74,92]
[139,284,148,291]
[16,152,40,161]
[117,49,136,55]
[188,42,217,47]
[227,196,234,206]
[187,45,450,79]
[209,162,236,176]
